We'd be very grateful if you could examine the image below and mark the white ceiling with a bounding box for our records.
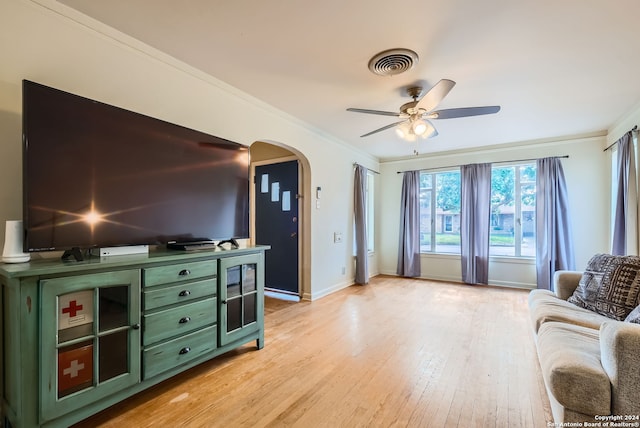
[57,0,640,160]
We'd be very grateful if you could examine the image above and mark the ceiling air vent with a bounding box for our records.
[368,48,419,76]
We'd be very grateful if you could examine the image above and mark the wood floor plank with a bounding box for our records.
[73,275,552,428]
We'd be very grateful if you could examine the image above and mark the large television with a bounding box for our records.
[22,80,250,254]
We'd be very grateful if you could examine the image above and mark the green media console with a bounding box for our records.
[0,246,268,427]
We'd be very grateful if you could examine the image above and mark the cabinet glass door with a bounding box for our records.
[219,254,264,346]
[41,270,141,421]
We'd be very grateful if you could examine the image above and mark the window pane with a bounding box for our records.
[99,330,128,382]
[242,264,256,293]
[419,173,433,252]
[58,340,94,398]
[226,266,241,297]
[99,285,128,332]
[520,164,536,257]
[367,172,375,252]
[490,166,515,256]
[58,290,94,343]
[244,293,256,325]
[420,189,432,252]
[282,191,291,211]
[226,298,242,332]
[435,172,461,253]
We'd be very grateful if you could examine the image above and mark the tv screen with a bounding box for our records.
[22,80,250,252]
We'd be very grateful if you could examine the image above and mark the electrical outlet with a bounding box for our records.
[341,266,346,275]
[333,232,342,243]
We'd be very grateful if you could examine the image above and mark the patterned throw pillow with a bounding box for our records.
[625,305,640,324]
[568,254,613,311]
[568,253,640,321]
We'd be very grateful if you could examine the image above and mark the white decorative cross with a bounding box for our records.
[63,359,85,378]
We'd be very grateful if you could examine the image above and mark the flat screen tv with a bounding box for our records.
[22,80,250,253]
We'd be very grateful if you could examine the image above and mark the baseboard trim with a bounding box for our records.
[265,290,301,302]
[378,270,536,290]
[306,279,353,301]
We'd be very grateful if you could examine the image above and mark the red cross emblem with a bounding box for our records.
[62,300,83,318]
[63,359,85,378]
[58,344,93,396]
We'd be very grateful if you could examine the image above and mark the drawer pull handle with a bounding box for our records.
[179,316,191,324]
[179,290,191,297]
[179,269,191,276]
[131,323,140,330]
[179,347,191,355]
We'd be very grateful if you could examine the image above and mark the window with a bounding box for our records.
[419,170,461,253]
[366,171,375,252]
[444,215,453,232]
[489,164,536,257]
[419,163,536,257]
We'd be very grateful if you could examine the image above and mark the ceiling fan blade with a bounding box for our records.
[416,79,456,112]
[360,120,408,137]
[347,108,400,117]
[428,106,501,119]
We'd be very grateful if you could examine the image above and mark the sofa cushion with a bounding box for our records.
[529,289,611,333]
[536,321,611,416]
[624,305,640,324]
[568,254,640,321]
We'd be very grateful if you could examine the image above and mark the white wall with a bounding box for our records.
[0,0,378,300]
[378,134,610,288]
[1,0,627,296]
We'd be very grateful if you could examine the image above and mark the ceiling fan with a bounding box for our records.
[347,79,500,141]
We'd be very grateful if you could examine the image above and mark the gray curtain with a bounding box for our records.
[460,163,492,284]
[354,165,369,284]
[396,171,421,277]
[612,131,633,255]
[536,157,575,290]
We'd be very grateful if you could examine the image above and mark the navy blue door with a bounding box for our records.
[255,160,299,294]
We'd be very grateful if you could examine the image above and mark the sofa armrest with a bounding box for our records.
[553,270,582,300]
[600,321,640,415]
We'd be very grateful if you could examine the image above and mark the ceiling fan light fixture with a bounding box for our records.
[412,119,428,136]
[395,122,410,139]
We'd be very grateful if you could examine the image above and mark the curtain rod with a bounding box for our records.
[603,125,638,152]
[353,162,380,175]
[396,155,569,174]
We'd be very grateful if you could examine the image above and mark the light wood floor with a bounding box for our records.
[74,276,552,428]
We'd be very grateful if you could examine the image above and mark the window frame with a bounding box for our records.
[366,171,375,253]
[419,169,461,254]
[488,162,536,258]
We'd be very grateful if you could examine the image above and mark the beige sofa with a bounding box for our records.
[529,270,640,424]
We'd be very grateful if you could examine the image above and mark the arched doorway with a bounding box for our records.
[250,141,311,300]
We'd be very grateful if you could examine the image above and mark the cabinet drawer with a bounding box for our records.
[143,278,216,310]
[143,325,217,379]
[143,260,216,287]
[143,298,216,345]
